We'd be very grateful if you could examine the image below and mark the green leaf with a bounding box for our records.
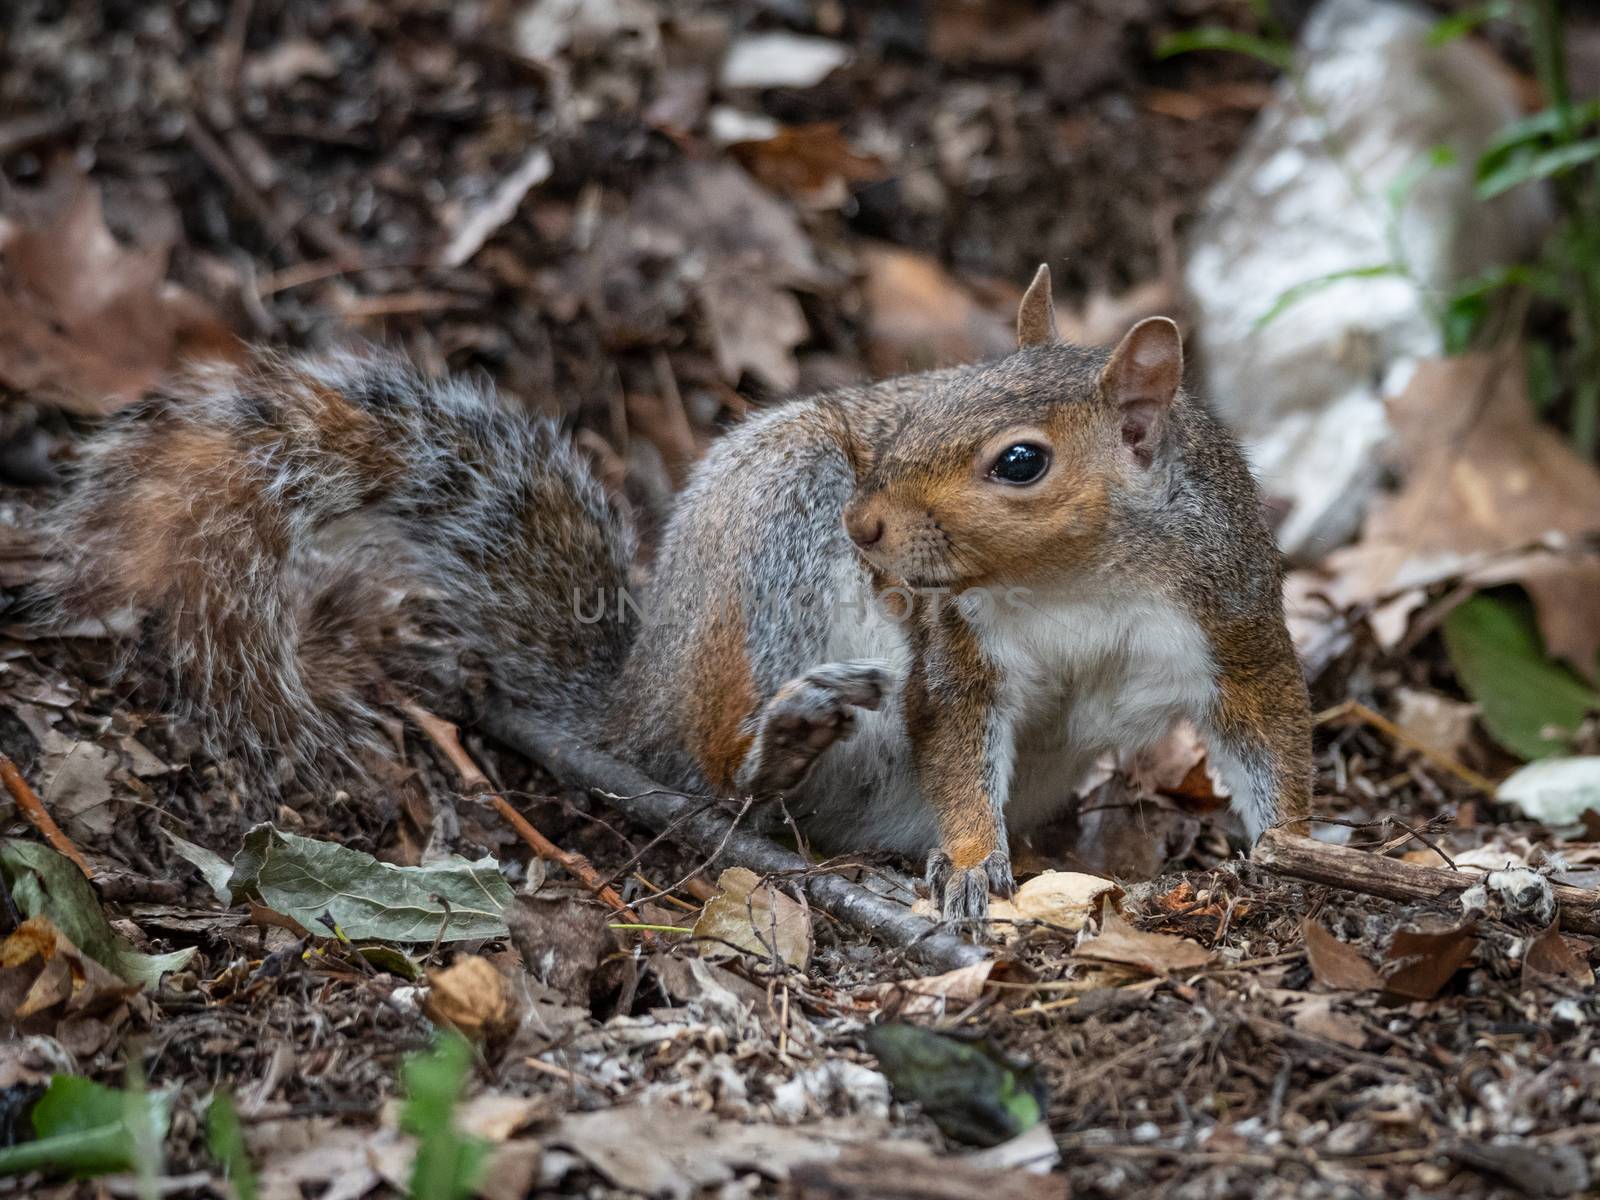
[1254,264,1405,330]
[1155,27,1293,71]
[402,1035,488,1200]
[864,1024,1046,1148]
[0,839,195,987]
[0,1075,171,1178]
[163,828,234,903]
[226,824,512,944]
[1428,1,1512,47]
[207,1092,257,1200]
[1441,264,1534,354]
[1443,593,1600,760]
[1479,101,1600,166]
[1477,139,1600,199]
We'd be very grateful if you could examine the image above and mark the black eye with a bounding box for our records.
[988,443,1050,485]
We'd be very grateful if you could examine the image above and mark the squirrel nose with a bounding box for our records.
[845,510,885,550]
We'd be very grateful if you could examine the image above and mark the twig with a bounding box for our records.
[0,754,92,878]
[401,703,646,929]
[480,702,990,973]
[1253,829,1600,936]
[1315,698,1498,795]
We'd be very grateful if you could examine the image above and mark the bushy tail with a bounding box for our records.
[42,348,635,785]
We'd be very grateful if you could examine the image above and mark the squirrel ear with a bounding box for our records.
[1100,317,1182,468]
[1016,264,1059,348]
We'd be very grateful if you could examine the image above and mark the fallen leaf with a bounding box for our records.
[226,823,513,943]
[1382,922,1477,1001]
[1442,594,1599,760]
[1074,907,1212,975]
[1302,919,1382,992]
[1521,922,1595,987]
[728,123,885,208]
[864,1024,1046,1149]
[424,956,516,1042]
[549,1102,887,1195]
[163,829,234,903]
[873,959,1011,1018]
[40,741,117,841]
[0,163,234,413]
[998,871,1120,933]
[586,162,825,390]
[790,1142,1060,1199]
[1289,994,1369,1049]
[1325,354,1600,669]
[860,244,1014,376]
[1392,688,1478,764]
[693,866,810,970]
[0,839,194,987]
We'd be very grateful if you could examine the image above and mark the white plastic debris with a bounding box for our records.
[1183,0,1549,558]
[721,33,850,90]
[1498,757,1600,826]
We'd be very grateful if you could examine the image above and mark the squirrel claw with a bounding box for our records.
[926,847,1012,929]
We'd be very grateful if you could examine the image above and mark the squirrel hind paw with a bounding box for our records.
[927,848,1013,929]
[733,659,893,795]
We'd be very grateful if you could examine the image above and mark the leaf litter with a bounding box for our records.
[2,1,1600,1198]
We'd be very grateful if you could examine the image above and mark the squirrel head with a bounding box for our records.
[842,265,1184,590]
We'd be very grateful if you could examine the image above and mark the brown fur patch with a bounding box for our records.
[687,598,759,791]
[904,600,1001,869]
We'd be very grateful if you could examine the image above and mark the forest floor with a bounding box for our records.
[2,2,1598,1198]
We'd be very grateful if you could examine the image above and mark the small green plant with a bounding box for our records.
[207,1092,258,1200]
[0,1074,170,1185]
[400,1034,488,1200]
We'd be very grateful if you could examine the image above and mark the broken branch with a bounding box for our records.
[1253,829,1600,937]
[402,703,646,929]
[0,753,92,879]
[481,704,990,973]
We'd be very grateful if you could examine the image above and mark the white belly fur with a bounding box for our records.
[798,565,1220,855]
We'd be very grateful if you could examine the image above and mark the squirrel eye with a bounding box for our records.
[988,442,1050,485]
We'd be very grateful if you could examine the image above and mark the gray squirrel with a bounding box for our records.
[41,266,1311,922]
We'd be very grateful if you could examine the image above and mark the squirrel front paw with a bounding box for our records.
[735,660,893,795]
[926,847,1014,927]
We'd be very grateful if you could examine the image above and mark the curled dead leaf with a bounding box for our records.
[1302,919,1382,992]
[990,870,1121,934]
[693,866,811,970]
[424,955,516,1041]
[1074,908,1211,976]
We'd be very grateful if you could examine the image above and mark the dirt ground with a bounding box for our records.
[2,2,1598,1198]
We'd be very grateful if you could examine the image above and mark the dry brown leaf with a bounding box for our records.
[1288,994,1369,1049]
[1325,354,1600,668]
[694,866,811,970]
[873,959,1022,1018]
[728,123,885,209]
[0,915,136,1055]
[1382,922,1477,1001]
[995,870,1121,933]
[860,244,1014,377]
[1074,907,1211,975]
[1522,922,1595,988]
[1302,919,1382,992]
[1391,688,1478,764]
[0,163,235,413]
[425,954,516,1041]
